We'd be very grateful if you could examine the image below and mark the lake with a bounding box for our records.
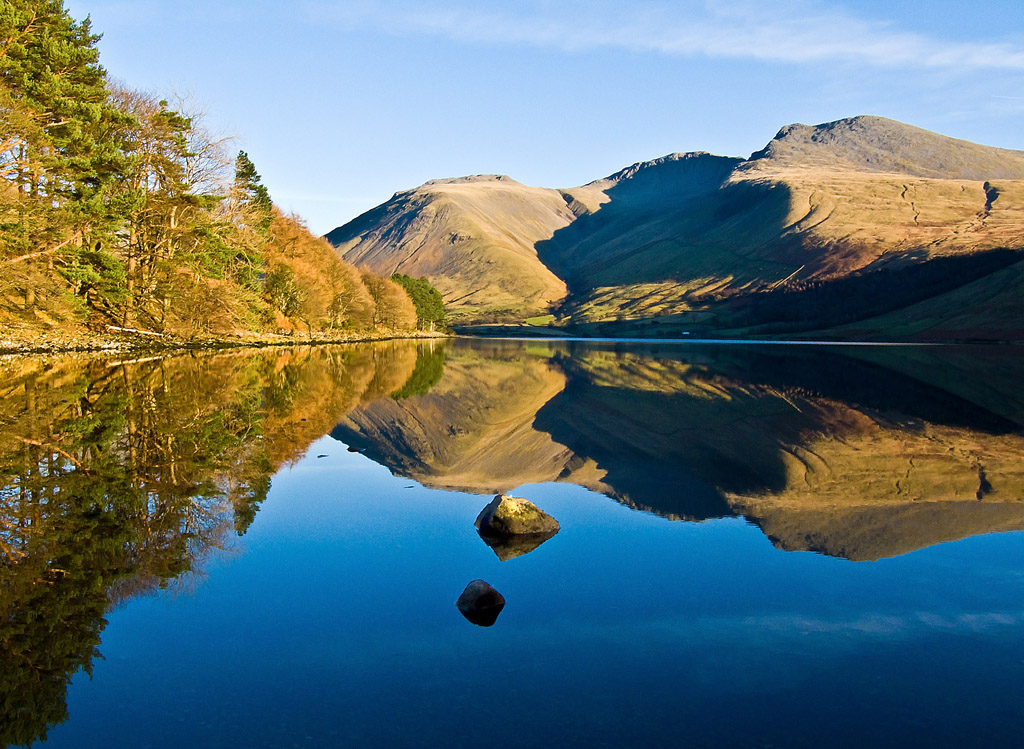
[2,338,1024,747]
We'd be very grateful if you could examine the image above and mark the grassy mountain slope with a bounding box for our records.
[326,176,572,323]
[557,118,1024,335]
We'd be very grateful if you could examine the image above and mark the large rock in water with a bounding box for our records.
[474,494,561,560]
[455,580,506,627]
[475,494,560,537]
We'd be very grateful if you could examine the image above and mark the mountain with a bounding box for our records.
[325,175,572,323]
[326,116,1024,339]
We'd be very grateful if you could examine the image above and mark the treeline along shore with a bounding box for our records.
[1,1,448,354]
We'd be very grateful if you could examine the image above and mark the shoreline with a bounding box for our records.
[453,325,1023,346]
[0,327,453,357]
[3,325,1018,356]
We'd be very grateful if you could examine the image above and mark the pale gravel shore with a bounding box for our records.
[0,327,451,357]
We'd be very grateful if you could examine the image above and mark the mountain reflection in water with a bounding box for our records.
[1,338,1023,745]
[335,339,1024,562]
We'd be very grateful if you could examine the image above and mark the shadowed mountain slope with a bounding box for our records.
[554,117,1024,335]
[326,117,1024,338]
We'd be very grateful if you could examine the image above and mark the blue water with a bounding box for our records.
[2,339,1021,747]
[45,433,1024,748]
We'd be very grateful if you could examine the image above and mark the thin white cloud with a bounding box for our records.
[303,0,1024,71]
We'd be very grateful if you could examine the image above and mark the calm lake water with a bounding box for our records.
[2,338,1024,747]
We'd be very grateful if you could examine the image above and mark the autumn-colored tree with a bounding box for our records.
[361,270,417,331]
[265,212,377,334]
[326,260,375,329]
[102,87,260,334]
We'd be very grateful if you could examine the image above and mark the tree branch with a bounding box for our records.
[16,437,90,474]
[2,231,82,264]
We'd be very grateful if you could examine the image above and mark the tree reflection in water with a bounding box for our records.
[0,341,445,746]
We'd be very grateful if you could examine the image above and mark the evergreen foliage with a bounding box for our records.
[234,150,273,234]
[391,273,447,330]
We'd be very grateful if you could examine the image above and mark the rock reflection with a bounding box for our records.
[479,531,559,562]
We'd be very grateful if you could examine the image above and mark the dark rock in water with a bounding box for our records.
[346,446,364,453]
[456,580,506,627]
[475,494,560,538]
[480,530,558,561]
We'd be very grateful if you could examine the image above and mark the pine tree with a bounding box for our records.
[391,273,447,331]
[1,0,129,212]
[1,0,132,311]
[233,150,272,234]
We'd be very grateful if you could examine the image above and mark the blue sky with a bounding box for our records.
[66,0,1024,234]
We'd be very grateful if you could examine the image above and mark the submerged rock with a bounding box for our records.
[474,494,560,538]
[456,580,506,627]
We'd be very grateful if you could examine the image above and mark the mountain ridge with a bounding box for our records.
[744,115,1024,179]
[326,116,1024,338]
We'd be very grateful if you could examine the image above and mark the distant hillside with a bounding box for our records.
[325,175,572,323]
[326,116,1024,339]
[543,152,744,289]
